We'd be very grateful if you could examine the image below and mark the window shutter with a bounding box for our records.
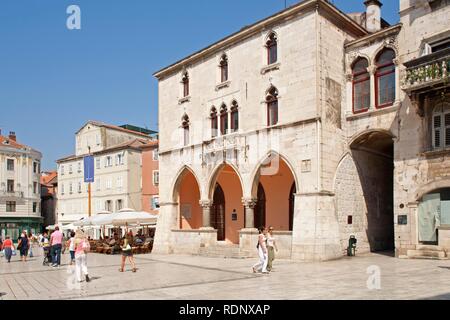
[434,115,442,148]
[445,113,450,147]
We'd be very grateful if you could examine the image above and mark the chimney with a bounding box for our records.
[9,131,16,141]
[364,0,382,33]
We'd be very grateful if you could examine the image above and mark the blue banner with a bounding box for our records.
[84,156,95,183]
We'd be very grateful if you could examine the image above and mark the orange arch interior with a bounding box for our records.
[178,170,202,230]
[256,156,296,231]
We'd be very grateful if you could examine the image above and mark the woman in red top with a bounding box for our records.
[3,236,15,263]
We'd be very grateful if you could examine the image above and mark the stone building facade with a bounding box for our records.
[0,131,42,239]
[153,0,450,260]
[56,121,154,227]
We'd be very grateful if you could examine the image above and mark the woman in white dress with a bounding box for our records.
[252,226,269,274]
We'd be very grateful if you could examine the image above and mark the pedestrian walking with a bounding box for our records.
[28,231,34,258]
[18,230,29,262]
[50,226,63,267]
[68,231,76,265]
[252,226,269,274]
[266,226,278,272]
[119,230,137,273]
[74,230,90,283]
[2,236,14,263]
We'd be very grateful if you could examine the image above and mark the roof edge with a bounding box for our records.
[153,0,368,79]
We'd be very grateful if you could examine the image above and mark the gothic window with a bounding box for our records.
[266,86,279,126]
[230,101,239,133]
[220,104,228,135]
[266,33,278,65]
[352,58,370,113]
[220,54,228,83]
[375,49,396,108]
[210,107,218,138]
[182,71,189,97]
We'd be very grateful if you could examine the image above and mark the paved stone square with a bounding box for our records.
[1,248,450,300]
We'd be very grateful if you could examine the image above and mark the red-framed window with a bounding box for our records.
[352,58,370,114]
[220,104,228,135]
[375,49,396,108]
[266,33,277,65]
[182,72,189,97]
[182,114,190,146]
[266,87,278,126]
[230,101,239,133]
[210,107,218,138]
[220,55,228,83]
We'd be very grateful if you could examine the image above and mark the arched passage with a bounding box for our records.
[251,153,297,231]
[208,164,244,243]
[349,130,395,252]
[173,167,202,230]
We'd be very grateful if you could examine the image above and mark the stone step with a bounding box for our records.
[416,245,444,251]
[407,249,447,259]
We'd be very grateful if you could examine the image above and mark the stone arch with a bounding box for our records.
[346,53,371,76]
[264,30,278,42]
[347,129,395,252]
[207,162,244,200]
[207,162,245,243]
[250,150,299,199]
[171,165,202,203]
[250,151,299,231]
[349,128,395,148]
[416,178,450,201]
[372,44,399,66]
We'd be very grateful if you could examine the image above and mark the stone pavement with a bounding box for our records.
[1,248,450,300]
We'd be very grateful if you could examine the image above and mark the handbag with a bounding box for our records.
[11,249,16,256]
[123,244,132,251]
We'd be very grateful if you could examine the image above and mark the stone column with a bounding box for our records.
[242,198,257,229]
[368,65,377,110]
[199,200,213,229]
[393,58,401,103]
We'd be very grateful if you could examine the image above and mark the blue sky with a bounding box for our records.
[0,0,399,170]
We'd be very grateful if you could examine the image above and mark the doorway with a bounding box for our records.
[212,183,226,241]
[254,183,266,229]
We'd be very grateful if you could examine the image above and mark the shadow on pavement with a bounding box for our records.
[423,293,450,300]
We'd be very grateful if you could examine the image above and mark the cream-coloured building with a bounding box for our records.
[0,131,42,239]
[56,121,154,227]
[153,0,450,261]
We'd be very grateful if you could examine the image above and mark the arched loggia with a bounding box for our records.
[172,167,202,230]
[207,163,244,243]
[251,152,298,231]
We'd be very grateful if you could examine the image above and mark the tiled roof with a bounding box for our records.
[57,138,149,163]
[41,171,57,185]
[0,135,27,150]
[139,140,159,149]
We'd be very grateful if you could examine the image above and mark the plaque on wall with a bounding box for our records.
[398,215,407,225]
[231,211,238,221]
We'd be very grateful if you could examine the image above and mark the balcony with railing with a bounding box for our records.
[402,48,450,93]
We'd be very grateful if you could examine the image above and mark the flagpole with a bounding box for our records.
[88,146,92,218]
[88,182,92,218]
